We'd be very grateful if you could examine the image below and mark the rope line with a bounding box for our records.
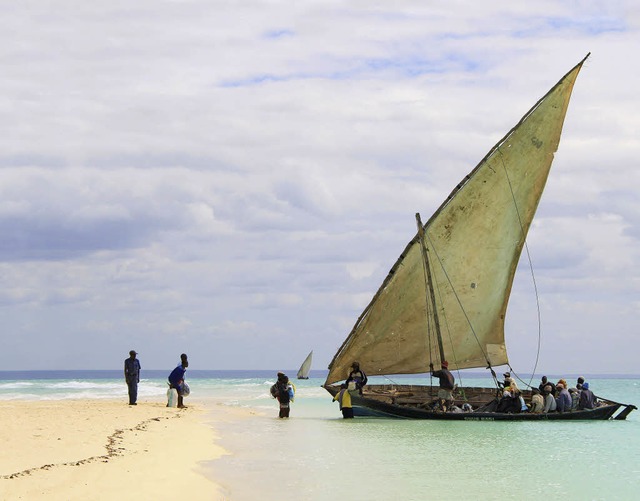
[417,145,543,391]
[430,266,464,389]
[424,230,491,365]
[497,150,543,389]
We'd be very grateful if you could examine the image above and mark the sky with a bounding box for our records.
[1,1,639,374]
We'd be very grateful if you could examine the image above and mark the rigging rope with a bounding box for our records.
[418,144,544,390]
[430,269,464,389]
[497,150,543,390]
[507,366,533,391]
[418,239,434,366]
[417,214,437,392]
[423,230,492,366]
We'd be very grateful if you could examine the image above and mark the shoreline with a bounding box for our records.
[0,398,228,500]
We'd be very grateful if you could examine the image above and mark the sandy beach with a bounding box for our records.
[0,399,227,500]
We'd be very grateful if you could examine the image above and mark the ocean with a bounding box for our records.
[1,370,639,500]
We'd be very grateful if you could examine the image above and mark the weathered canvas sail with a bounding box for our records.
[326,56,588,386]
[297,350,313,379]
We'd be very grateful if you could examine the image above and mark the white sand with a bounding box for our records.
[0,399,227,500]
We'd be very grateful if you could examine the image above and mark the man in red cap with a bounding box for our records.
[429,360,455,412]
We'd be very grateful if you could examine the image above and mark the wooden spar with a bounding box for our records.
[416,213,445,364]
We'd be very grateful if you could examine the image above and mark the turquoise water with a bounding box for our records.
[2,371,639,500]
[205,375,640,501]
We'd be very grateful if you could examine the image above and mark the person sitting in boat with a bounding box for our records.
[543,384,557,413]
[529,388,544,413]
[346,362,368,395]
[568,387,580,410]
[578,382,597,410]
[496,382,512,411]
[497,380,523,413]
[539,376,556,396]
[513,381,528,412]
[496,371,513,391]
[576,376,585,390]
[429,361,455,412]
[555,382,572,413]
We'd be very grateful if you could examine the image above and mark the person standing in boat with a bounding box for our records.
[124,350,141,406]
[429,361,455,412]
[346,362,368,395]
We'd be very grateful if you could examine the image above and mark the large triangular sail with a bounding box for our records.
[325,56,588,386]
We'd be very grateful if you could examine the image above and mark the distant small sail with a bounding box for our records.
[297,351,313,379]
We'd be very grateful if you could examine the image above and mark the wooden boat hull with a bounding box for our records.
[324,384,636,421]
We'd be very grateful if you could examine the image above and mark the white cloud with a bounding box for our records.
[0,1,638,373]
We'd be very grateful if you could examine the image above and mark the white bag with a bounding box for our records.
[167,388,178,407]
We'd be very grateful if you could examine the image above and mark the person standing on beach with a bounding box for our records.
[168,353,189,408]
[124,350,141,405]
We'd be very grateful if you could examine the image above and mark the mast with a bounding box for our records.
[416,213,445,364]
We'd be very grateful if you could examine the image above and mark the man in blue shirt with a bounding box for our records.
[168,353,189,408]
[124,350,141,405]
